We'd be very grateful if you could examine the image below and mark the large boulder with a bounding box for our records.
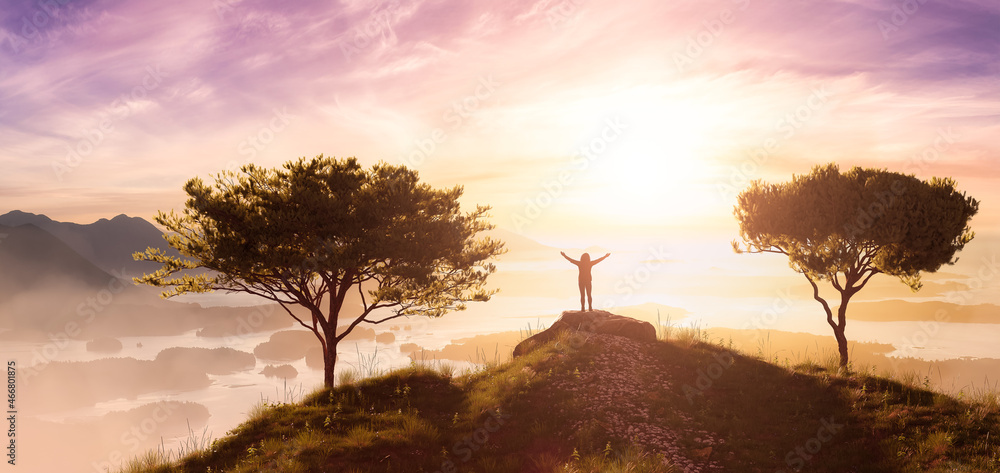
[513,310,656,357]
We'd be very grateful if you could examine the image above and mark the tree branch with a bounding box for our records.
[831,273,844,292]
[274,300,319,337]
[336,304,376,341]
[804,273,836,332]
[852,268,882,294]
[227,280,299,305]
[357,280,369,313]
[364,312,413,324]
[278,273,314,310]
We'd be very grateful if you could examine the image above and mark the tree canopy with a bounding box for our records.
[135,155,505,386]
[733,163,978,367]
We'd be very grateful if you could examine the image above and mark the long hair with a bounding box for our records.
[580,252,591,262]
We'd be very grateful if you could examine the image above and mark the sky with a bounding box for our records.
[1,0,998,248]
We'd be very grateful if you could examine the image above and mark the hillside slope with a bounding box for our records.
[125,324,1000,473]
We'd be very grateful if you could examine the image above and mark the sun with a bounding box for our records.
[578,99,718,222]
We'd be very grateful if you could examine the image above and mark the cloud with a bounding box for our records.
[0,0,996,232]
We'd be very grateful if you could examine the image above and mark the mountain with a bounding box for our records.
[846,299,1000,324]
[486,227,563,262]
[487,228,558,253]
[0,210,179,276]
[0,211,566,275]
[0,222,116,300]
[0,216,292,338]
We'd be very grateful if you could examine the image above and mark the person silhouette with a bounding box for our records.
[561,251,610,311]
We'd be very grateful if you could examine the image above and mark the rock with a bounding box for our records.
[156,347,256,375]
[592,316,656,341]
[399,342,421,354]
[253,330,318,361]
[305,346,330,370]
[375,331,395,344]
[260,364,298,379]
[342,326,376,340]
[512,310,656,357]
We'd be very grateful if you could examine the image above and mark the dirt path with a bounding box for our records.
[543,332,725,472]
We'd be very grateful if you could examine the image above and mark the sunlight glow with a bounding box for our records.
[577,94,718,221]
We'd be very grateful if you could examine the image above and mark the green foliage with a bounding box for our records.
[733,163,978,291]
[135,155,503,313]
[133,155,505,385]
[733,163,978,366]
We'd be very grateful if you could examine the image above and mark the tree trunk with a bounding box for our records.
[832,322,849,369]
[323,331,338,388]
[806,274,852,369]
[835,295,851,369]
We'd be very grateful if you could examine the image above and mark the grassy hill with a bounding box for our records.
[120,328,1000,473]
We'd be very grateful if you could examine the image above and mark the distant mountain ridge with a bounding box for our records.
[0,222,116,300]
[0,210,179,276]
[0,213,293,338]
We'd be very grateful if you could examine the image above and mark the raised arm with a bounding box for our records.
[560,251,580,265]
[592,252,611,264]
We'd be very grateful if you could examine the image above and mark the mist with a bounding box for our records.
[3,223,999,471]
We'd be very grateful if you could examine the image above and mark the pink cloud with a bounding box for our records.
[0,0,996,232]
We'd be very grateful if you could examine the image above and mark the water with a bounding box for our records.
[7,239,1000,471]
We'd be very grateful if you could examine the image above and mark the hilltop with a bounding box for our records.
[120,311,1000,473]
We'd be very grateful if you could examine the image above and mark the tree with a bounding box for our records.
[134,155,505,387]
[732,163,978,368]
